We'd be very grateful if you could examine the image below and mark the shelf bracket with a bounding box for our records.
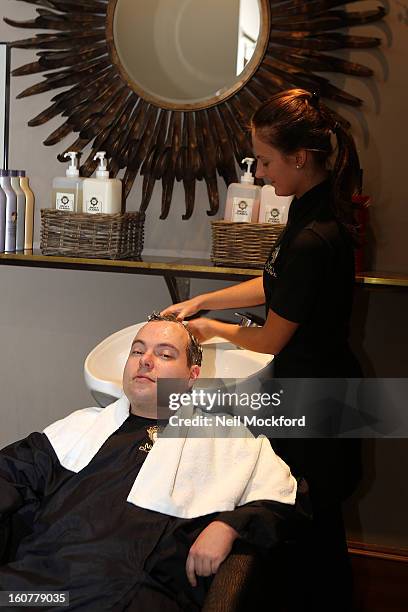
[164,275,191,304]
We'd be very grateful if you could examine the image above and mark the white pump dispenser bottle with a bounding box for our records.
[83,152,122,214]
[258,185,293,224]
[52,151,83,212]
[224,158,261,223]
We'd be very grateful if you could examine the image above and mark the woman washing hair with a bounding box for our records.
[162,88,361,372]
[162,88,362,610]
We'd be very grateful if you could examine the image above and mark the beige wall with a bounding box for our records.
[325,4,408,273]
[0,1,407,550]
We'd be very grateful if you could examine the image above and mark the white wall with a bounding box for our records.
[0,266,169,445]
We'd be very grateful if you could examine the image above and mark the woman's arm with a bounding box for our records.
[187,307,299,355]
[161,277,265,320]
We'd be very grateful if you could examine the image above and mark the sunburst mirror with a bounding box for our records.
[5,0,386,219]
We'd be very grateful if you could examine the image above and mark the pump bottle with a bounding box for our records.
[258,185,293,225]
[83,152,122,214]
[52,152,83,212]
[224,158,261,223]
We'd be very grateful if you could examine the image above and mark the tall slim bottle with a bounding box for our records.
[0,170,17,253]
[0,183,6,253]
[18,170,35,252]
[9,170,26,252]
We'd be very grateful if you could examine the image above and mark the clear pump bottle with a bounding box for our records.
[52,152,83,212]
[224,158,261,223]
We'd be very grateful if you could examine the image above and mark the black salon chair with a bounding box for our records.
[203,539,292,612]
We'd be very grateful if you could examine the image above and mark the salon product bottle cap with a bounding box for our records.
[17,170,26,177]
[241,157,255,184]
[94,151,109,178]
[64,151,80,177]
[9,170,18,177]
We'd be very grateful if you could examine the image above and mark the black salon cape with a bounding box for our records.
[0,413,307,611]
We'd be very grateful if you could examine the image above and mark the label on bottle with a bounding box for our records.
[85,195,103,214]
[56,192,75,212]
[231,197,254,223]
[263,205,281,224]
[5,212,17,252]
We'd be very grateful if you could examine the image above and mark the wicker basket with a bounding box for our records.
[211,221,285,268]
[40,209,144,259]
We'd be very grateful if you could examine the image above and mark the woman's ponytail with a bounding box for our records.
[318,104,361,238]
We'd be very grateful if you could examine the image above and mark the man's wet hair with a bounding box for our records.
[147,312,203,367]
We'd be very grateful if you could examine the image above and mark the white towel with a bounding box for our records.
[44,395,130,473]
[44,395,297,519]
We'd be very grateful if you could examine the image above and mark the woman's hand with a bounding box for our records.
[186,318,218,343]
[186,521,239,587]
[160,296,202,320]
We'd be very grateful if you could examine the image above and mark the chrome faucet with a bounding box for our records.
[234,312,261,327]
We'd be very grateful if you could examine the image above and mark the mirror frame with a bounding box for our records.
[5,0,386,219]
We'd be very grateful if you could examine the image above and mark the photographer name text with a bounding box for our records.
[169,414,306,428]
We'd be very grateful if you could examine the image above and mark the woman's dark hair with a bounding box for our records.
[251,88,361,237]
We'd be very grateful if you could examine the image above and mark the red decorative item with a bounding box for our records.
[353,195,371,274]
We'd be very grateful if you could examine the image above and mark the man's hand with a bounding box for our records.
[186,521,239,587]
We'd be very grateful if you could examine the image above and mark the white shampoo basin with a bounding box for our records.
[84,322,273,407]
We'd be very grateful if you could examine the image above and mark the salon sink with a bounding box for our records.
[84,322,273,407]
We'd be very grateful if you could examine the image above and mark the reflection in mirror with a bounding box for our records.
[113,0,260,106]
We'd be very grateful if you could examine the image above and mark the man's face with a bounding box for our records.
[122,321,200,413]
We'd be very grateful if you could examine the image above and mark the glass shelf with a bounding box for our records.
[1,252,407,303]
[0,251,260,280]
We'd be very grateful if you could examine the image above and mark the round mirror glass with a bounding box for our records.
[113,0,261,108]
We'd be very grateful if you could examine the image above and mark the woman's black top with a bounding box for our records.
[263,179,362,505]
[263,179,361,378]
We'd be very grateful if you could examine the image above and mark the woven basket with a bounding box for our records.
[211,221,285,268]
[40,209,144,259]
